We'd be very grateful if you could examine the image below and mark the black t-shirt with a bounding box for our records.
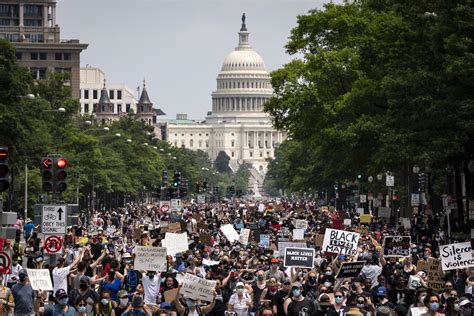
[287,298,315,316]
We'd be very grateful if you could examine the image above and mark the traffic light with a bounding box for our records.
[172,171,181,188]
[54,156,68,192]
[41,156,54,192]
[0,147,9,192]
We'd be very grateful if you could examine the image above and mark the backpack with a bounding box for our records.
[125,269,139,293]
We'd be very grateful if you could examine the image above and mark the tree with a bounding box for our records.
[214,151,231,173]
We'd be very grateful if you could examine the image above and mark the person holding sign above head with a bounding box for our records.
[174,284,216,316]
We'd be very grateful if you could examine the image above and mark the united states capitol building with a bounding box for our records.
[163,16,286,193]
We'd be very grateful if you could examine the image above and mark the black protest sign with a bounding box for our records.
[336,261,365,279]
[283,247,314,269]
[383,236,411,257]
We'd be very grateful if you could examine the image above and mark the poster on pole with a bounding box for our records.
[439,242,474,271]
[278,242,307,257]
[336,261,365,279]
[27,269,53,291]
[321,228,360,256]
[162,232,188,256]
[383,236,411,257]
[283,247,314,269]
[181,273,216,302]
[134,246,167,272]
[220,224,240,243]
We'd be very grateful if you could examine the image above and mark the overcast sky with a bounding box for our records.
[58,0,331,119]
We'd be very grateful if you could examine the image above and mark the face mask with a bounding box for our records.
[292,288,301,297]
[429,303,439,311]
[257,275,264,281]
[119,298,128,306]
[101,298,109,305]
[58,298,68,306]
[419,296,426,304]
[324,282,332,288]
[78,306,87,313]
[335,297,343,304]
[80,284,88,291]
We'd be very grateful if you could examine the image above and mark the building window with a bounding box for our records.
[117,90,122,100]
[109,90,114,99]
[64,53,71,60]
[84,90,89,99]
[30,52,38,60]
[39,52,47,60]
[93,90,98,99]
[15,52,22,60]
[84,104,89,113]
[126,104,130,112]
[55,53,62,60]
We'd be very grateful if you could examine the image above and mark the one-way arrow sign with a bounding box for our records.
[57,207,63,221]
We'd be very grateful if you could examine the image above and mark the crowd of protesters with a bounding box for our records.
[0,198,473,316]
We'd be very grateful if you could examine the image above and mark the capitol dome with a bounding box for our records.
[210,14,273,117]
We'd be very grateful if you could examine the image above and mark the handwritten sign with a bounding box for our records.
[181,273,216,302]
[439,242,474,271]
[321,228,360,256]
[134,246,167,272]
[27,269,53,291]
[383,236,411,257]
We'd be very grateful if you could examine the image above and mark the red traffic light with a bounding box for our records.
[0,149,8,161]
[56,158,67,169]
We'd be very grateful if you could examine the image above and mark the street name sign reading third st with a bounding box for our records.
[42,205,67,234]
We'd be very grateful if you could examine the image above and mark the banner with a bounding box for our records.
[181,273,216,302]
[278,242,307,257]
[134,246,167,272]
[283,247,314,269]
[336,261,365,279]
[220,224,240,243]
[292,229,305,241]
[162,232,188,256]
[321,228,360,256]
[383,236,411,257]
[27,269,53,291]
[439,242,474,271]
[260,234,270,248]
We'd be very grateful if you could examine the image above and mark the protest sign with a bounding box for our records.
[294,219,308,230]
[321,228,360,256]
[427,258,444,291]
[260,234,270,248]
[383,236,411,257]
[360,214,372,224]
[292,229,305,241]
[439,242,474,271]
[27,269,53,291]
[220,224,240,243]
[134,246,167,272]
[278,242,307,257]
[163,288,179,303]
[239,228,250,246]
[283,247,314,269]
[336,261,365,279]
[181,273,216,302]
[162,232,188,256]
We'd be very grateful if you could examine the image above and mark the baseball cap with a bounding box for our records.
[55,289,68,299]
[377,287,387,296]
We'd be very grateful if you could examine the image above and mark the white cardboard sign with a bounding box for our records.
[27,269,53,291]
[134,246,167,272]
[321,228,360,256]
[439,242,474,271]
[181,273,216,302]
[220,224,240,243]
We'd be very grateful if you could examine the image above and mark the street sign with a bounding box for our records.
[0,251,11,274]
[42,205,67,234]
[171,199,181,211]
[386,175,395,187]
[43,235,64,254]
[197,194,205,204]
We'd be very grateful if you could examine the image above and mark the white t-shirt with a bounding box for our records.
[142,274,161,305]
[53,265,71,295]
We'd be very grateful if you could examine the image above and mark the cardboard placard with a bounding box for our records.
[134,246,167,272]
[27,269,53,291]
[321,228,360,256]
[383,236,411,257]
[439,242,474,271]
[181,273,216,302]
[336,261,365,279]
[283,247,314,269]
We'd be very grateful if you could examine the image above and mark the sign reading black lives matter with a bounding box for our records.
[336,261,365,279]
[383,236,411,257]
[284,247,314,269]
[321,228,360,256]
